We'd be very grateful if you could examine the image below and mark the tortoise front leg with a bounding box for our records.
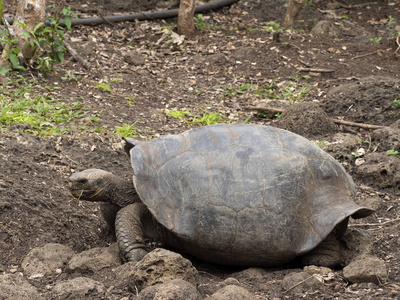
[99,202,121,231]
[115,203,150,263]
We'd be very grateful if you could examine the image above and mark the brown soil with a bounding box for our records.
[1,0,400,299]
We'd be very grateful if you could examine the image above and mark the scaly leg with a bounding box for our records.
[115,203,150,263]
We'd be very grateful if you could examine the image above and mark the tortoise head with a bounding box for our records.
[68,169,113,202]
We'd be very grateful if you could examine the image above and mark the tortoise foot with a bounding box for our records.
[125,248,149,264]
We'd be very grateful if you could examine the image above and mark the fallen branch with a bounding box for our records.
[243,106,387,130]
[297,67,334,73]
[63,40,91,70]
[351,50,383,60]
[349,218,400,227]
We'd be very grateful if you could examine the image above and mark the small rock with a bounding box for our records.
[232,267,266,280]
[22,243,75,277]
[303,265,333,276]
[233,47,257,61]
[128,248,198,292]
[203,52,228,65]
[138,279,201,300]
[281,271,325,294]
[50,277,107,299]
[310,20,342,38]
[343,254,387,284]
[113,261,138,284]
[208,285,256,300]
[68,243,121,272]
[339,229,374,267]
[124,50,145,66]
[0,273,44,300]
[355,152,400,188]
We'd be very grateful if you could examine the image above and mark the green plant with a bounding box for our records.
[0,0,4,20]
[61,71,81,82]
[192,108,228,125]
[264,21,284,33]
[0,7,77,75]
[280,77,313,105]
[392,99,400,109]
[368,37,382,44]
[127,96,135,107]
[114,122,138,138]
[95,82,112,92]
[387,149,400,158]
[387,16,399,40]
[167,108,192,119]
[219,83,255,98]
[308,19,317,27]
[0,80,98,136]
[194,14,206,30]
[315,140,328,149]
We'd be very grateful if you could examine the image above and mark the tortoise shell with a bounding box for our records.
[128,124,372,266]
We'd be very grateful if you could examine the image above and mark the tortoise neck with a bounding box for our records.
[106,175,140,207]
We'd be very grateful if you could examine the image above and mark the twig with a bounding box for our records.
[395,36,400,55]
[333,119,385,130]
[63,40,91,70]
[351,50,382,60]
[284,275,315,293]
[297,67,334,73]
[244,106,387,130]
[349,218,400,227]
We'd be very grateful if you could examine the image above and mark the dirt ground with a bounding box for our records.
[1,0,400,299]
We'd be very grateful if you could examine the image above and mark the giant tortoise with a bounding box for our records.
[68,124,373,267]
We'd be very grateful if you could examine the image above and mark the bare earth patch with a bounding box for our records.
[1,0,400,299]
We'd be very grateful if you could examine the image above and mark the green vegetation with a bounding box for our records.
[0,7,77,75]
[219,83,255,98]
[392,99,400,109]
[192,109,227,125]
[0,0,4,20]
[61,71,82,83]
[368,37,382,44]
[167,108,192,119]
[166,107,229,125]
[95,82,112,92]
[387,149,400,158]
[114,122,138,138]
[387,16,399,40]
[264,22,284,33]
[219,76,313,106]
[194,14,206,30]
[0,76,100,136]
[315,140,328,149]
[127,96,135,107]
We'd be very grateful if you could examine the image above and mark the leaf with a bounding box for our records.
[8,53,19,68]
[0,67,10,74]
[0,0,4,19]
[64,16,72,30]
[33,22,44,33]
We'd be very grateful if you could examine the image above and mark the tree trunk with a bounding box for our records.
[1,0,46,66]
[178,0,196,36]
[283,0,305,28]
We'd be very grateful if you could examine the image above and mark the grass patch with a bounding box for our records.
[167,108,192,119]
[114,122,138,138]
[95,82,112,92]
[0,77,101,136]
[219,76,313,105]
[387,149,400,158]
